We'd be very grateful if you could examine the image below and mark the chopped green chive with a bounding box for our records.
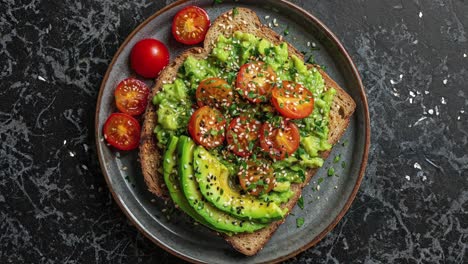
[333,155,341,163]
[232,7,239,17]
[298,196,304,209]
[296,217,304,228]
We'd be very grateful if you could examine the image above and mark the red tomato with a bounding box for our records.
[238,160,276,196]
[226,116,262,157]
[114,78,150,116]
[271,81,314,119]
[103,113,141,151]
[188,106,226,148]
[172,6,210,45]
[130,39,169,78]
[196,77,234,108]
[236,62,277,103]
[259,120,300,160]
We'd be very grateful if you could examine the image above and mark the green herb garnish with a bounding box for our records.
[317,177,324,185]
[296,217,304,228]
[232,7,239,17]
[327,167,335,177]
[298,196,304,209]
[333,155,341,163]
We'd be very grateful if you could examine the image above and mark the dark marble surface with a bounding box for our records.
[1,0,467,263]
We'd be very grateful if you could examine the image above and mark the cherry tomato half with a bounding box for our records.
[196,77,234,108]
[188,106,226,148]
[238,160,276,196]
[114,78,150,116]
[172,6,210,45]
[130,39,169,78]
[259,120,300,160]
[103,113,141,151]
[236,62,277,103]
[226,116,262,157]
[271,81,314,119]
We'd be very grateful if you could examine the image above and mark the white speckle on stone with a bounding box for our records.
[435,106,439,116]
[413,39,419,44]
[268,22,272,28]
[441,97,447,104]
[405,175,411,181]
[399,74,403,79]
[419,11,423,18]
[422,175,427,181]
[443,79,448,85]
[317,185,321,191]
[409,91,416,97]
[460,110,465,114]
[307,41,310,47]
[409,98,413,104]
[464,53,467,58]
[38,76,46,82]
[312,42,316,47]
[63,140,67,145]
[264,15,270,19]
[413,116,427,126]
[428,109,434,115]
[81,164,88,170]
[414,162,422,170]
[390,79,397,85]
[69,151,75,157]
[424,90,429,95]
[457,116,461,120]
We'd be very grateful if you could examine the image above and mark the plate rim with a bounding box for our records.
[94,0,371,263]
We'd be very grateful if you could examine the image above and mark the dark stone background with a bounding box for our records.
[1,0,467,263]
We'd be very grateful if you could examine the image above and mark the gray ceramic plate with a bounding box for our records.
[95,0,370,263]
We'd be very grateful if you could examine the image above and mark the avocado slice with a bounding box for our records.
[163,136,216,228]
[178,136,266,233]
[193,146,287,222]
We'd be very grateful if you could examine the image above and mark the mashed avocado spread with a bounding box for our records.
[153,31,335,223]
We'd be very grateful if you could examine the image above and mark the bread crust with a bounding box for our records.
[139,7,356,256]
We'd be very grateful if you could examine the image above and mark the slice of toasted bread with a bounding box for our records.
[139,7,356,256]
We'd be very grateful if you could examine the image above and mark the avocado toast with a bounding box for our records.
[140,8,356,256]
